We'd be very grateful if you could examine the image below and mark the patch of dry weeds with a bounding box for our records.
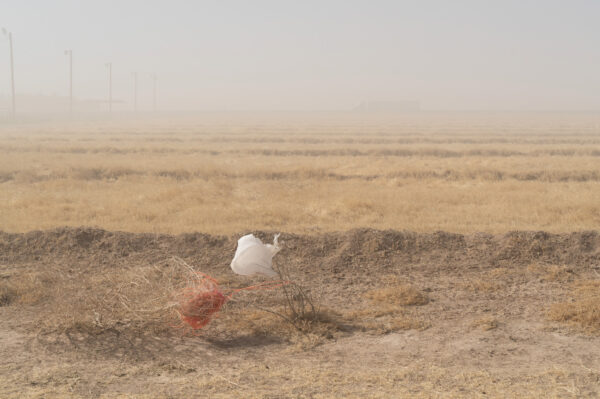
[543,265,576,282]
[461,279,503,293]
[548,280,600,334]
[223,306,344,348]
[2,257,344,348]
[364,282,429,306]
[1,260,194,337]
[0,272,51,306]
[471,317,499,331]
[344,281,430,334]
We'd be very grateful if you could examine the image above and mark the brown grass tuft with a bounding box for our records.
[343,282,430,334]
[364,283,429,306]
[0,272,50,306]
[548,280,600,333]
[462,279,502,293]
[544,265,575,282]
[471,317,499,331]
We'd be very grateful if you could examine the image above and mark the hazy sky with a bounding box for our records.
[1,0,599,111]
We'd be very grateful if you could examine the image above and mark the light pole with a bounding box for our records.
[105,62,112,113]
[2,28,15,120]
[150,74,157,112]
[132,72,138,112]
[64,50,72,115]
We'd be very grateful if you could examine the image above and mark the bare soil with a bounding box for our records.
[1,227,600,398]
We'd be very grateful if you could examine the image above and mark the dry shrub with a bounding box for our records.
[548,280,600,333]
[230,262,344,345]
[21,258,194,336]
[4,255,340,344]
[174,261,347,347]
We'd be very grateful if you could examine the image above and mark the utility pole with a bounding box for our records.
[151,74,157,112]
[132,72,138,112]
[64,50,72,115]
[105,62,112,113]
[2,28,15,120]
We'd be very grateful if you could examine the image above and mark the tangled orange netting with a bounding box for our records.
[174,272,288,331]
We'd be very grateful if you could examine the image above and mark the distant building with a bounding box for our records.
[354,100,420,112]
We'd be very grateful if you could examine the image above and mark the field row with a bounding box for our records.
[3,166,600,183]
[1,114,599,234]
[2,145,600,157]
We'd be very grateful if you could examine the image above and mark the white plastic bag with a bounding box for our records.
[230,233,280,277]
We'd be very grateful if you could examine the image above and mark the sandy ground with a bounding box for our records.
[1,228,600,398]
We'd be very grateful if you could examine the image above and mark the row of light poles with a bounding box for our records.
[126,70,158,112]
[127,72,157,113]
[2,28,157,119]
[2,27,16,120]
[65,55,157,115]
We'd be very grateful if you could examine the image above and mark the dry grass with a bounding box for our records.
[2,112,599,397]
[548,280,600,334]
[354,313,429,334]
[544,265,576,282]
[225,307,343,348]
[3,361,597,398]
[1,113,600,234]
[215,263,346,347]
[364,283,430,306]
[461,279,503,293]
[0,256,344,345]
[0,258,211,337]
[471,317,499,331]
[0,272,51,307]
[345,281,430,334]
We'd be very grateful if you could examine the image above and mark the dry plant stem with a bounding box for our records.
[268,262,321,332]
[249,304,296,327]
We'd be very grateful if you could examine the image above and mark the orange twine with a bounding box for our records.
[174,272,289,331]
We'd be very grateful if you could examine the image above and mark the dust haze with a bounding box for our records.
[1,1,599,116]
[2,2,600,398]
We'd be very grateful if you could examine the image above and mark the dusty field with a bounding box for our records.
[1,113,600,397]
[1,112,599,234]
[1,228,600,397]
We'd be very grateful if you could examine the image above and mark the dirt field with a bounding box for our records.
[1,113,600,397]
[1,228,600,398]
